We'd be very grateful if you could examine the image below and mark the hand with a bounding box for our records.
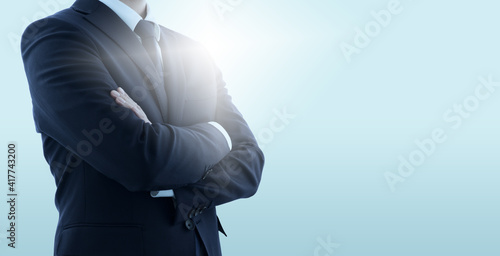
[110,87,152,124]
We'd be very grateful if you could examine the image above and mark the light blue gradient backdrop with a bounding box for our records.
[1,0,499,255]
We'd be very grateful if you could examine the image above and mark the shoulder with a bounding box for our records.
[21,8,94,54]
[159,26,199,46]
[21,7,88,43]
[159,26,215,64]
[160,26,211,53]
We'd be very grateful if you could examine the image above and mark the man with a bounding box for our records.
[21,0,264,255]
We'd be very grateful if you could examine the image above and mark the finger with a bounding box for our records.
[131,104,142,114]
[117,88,138,108]
[110,90,120,98]
[131,105,149,121]
[115,96,133,109]
[115,88,151,124]
[115,92,138,111]
[117,87,125,94]
[120,97,141,115]
[114,96,124,105]
[117,87,132,102]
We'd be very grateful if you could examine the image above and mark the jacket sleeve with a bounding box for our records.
[173,59,265,220]
[21,18,230,192]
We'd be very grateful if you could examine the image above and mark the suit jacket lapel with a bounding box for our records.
[73,0,170,122]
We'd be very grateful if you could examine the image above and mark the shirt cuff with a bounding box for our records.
[208,121,232,150]
[150,190,175,198]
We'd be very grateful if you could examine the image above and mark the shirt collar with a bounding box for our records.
[99,0,161,41]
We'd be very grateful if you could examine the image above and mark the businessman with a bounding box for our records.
[21,0,264,255]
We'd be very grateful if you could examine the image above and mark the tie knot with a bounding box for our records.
[134,20,158,41]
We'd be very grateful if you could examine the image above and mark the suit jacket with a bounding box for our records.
[21,0,264,255]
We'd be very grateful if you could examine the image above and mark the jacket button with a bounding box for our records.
[195,207,203,216]
[188,209,196,219]
[185,219,195,230]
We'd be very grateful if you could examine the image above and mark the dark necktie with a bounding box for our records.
[134,20,163,75]
[134,19,169,122]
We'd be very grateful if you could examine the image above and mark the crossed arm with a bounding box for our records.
[109,64,265,217]
[110,73,264,215]
[22,18,264,214]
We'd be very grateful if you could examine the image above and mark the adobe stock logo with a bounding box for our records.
[339,0,406,63]
[313,235,340,256]
[212,0,244,21]
[257,106,295,150]
[7,0,72,53]
[385,74,499,192]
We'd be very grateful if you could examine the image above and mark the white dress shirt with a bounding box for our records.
[98,0,232,198]
[99,0,160,38]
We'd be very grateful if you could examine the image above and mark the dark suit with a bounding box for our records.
[21,0,264,255]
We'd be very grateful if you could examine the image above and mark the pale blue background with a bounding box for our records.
[1,0,499,255]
